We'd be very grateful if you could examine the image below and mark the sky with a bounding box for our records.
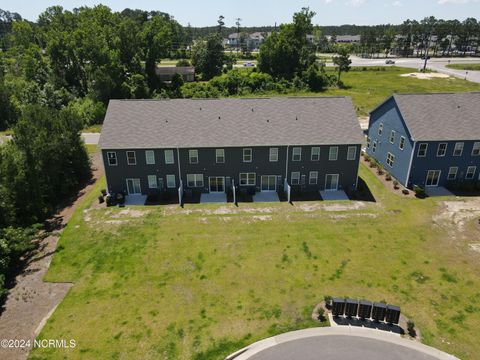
[3,0,480,26]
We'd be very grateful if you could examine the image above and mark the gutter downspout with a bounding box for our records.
[405,140,416,188]
[176,147,182,183]
[285,145,290,185]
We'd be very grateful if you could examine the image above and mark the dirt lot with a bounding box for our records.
[0,152,103,360]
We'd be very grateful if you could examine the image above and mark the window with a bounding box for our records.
[417,143,428,157]
[389,130,396,144]
[189,149,199,164]
[292,147,302,161]
[309,171,318,185]
[164,150,174,164]
[269,148,278,162]
[386,152,395,167]
[291,172,300,185]
[447,167,458,180]
[399,136,405,150]
[239,172,255,186]
[145,150,155,165]
[366,137,371,149]
[243,148,252,162]
[437,143,447,157]
[215,149,225,163]
[148,175,158,188]
[126,151,136,165]
[107,152,117,166]
[453,142,464,157]
[372,141,377,153]
[347,146,357,161]
[378,123,383,136]
[311,147,320,161]
[166,175,176,188]
[472,142,480,156]
[187,174,204,187]
[329,146,338,161]
[466,166,476,180]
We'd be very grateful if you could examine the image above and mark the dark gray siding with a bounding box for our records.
[102,144,361,195]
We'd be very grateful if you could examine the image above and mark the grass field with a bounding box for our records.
[85,144,98,155]
[30,165,480,360]
[446,63,480,71]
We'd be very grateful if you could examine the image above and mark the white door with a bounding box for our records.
[425,170,441,187]
[261,175,277,191]
[209,177,225,193]
[126,178,141,194]
[325,174,339,191]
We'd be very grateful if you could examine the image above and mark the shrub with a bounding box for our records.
[385,173,392,181]
[364,154,371,162]
[393,180,399,189]
[317,307,326,321]
[407,320,416,337]
[413,185,426,198]
[377,164,385,175]
[402,189,409,195]
[176,59,191,67]
[324,295,333,308]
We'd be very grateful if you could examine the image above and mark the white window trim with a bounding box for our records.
[389,130,396,144]
[243,148,252,163]
[309,171,318,185]
[329,146,338,161]
[372,140,377,153]
[269,148,278,162]
[378,123,383,136]
[466,166,476,180]
[148,175,158,189]
[291,172,301,185]
[239,172,256,186]
[189,149,199,164]
[187,174,204,187]
[145,150,155,165]
[386,152,395,167]
[311,147,320,161]
[399,136,405,151]
[366,138,371,149]
[453,142,464,157]
[292,147,302,162]
[126,151,137,165]
[447,167,458,180]
[472,142,480,156]
[164,150,174,164]
[215,149,225,164]
[107,151,117,166]
[417,143,428,158]
[166,175,176,188]
[347,146,357,161]
[436,143,447,157]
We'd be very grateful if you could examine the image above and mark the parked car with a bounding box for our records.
[385,60,395,64]
[420,55,431,60]
[243,62,255,67]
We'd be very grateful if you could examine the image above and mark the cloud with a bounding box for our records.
[438,0,479,4]
[346,0,367,6]
[392,0,403,6]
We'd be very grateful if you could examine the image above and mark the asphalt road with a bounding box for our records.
[248,335,444,360]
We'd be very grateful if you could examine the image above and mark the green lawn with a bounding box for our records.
[446,63,480,71]
[82,124,102,133]
[85,144,98,155]
[31,165,480,360]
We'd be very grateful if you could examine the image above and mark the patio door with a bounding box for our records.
[126,178,141,195]
[209,177,225,193]
[261,175,277,192]
[325,174,339,191]
[425,170,441,187]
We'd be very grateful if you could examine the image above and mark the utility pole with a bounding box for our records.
[235,18,242,54]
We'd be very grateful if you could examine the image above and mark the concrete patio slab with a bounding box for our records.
[425,187,454,197]
[200,193,227,203]
[320,190,349,201]
[252,192,280,203]
[124,194,147,206]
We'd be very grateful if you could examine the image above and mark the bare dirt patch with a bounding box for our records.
[400,72,450,80]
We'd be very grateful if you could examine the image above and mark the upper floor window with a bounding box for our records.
[164,150,174,164]
[269,148,278,162]
[292,147,302,161]
[291,172,300,185]
[145,150,155,165]
[329,146,338,161]
[107,152,117,166]
[189,149,198,164]
[399,136,405,150]
[366,137,371,149]
[417,143,428,157]
[389,130,396,144]
[386,152,395,167]
[311,147,320,161]
[453,142,464,157]
[347,146,357,161]
[437,143,447,157]
[239,172,255,186]
[215,149,225,163]
[243,148,252,162]
[472,142,480,156]
[126,151,136,165]
[378,123,383,136]
[466,166,476,180]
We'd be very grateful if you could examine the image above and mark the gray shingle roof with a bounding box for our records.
[392,93,480,141]
[98,97,363,149]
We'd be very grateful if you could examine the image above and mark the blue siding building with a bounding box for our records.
[366,93,480,189]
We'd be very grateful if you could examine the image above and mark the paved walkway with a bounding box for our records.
[200,193,227,203]
[252,192,280,202]
[228,327,458,360]
[82,132,100,145]
[320,190,349,201]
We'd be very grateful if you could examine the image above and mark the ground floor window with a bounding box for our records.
[239,172,255,186]
[148,175,158,188]
[291,172,300,185]
[386,152,395,167]
[466,166,476,180]
[187,174,204,187]
[372,141,377,153]
[309,171,318,185]
[425,170,441,187]
[325,174,339,191]
[166,174,176,188]
[126,178,141,194]
[447,167,458,180]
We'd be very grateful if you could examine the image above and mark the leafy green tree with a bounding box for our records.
[191,34,225,80]
[332,46,352,85]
